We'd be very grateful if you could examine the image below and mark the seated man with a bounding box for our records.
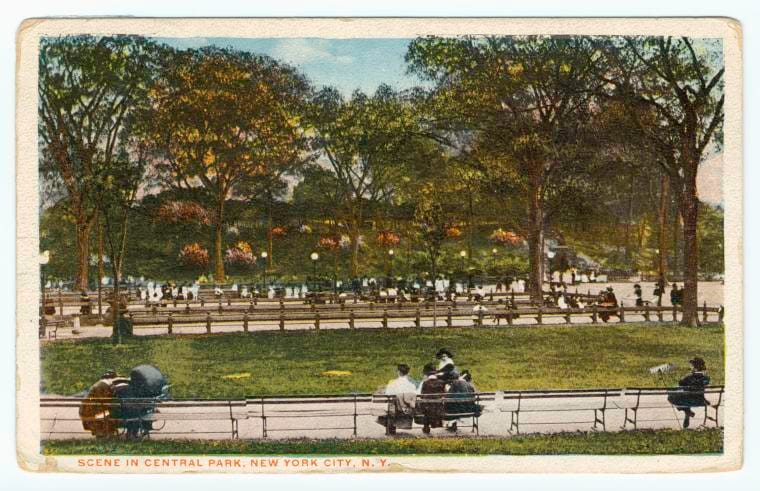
[415,363,447,434]
[668,357,711,428]
[377,364,419,434]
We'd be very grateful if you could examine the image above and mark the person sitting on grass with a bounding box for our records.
[668,357,711,428]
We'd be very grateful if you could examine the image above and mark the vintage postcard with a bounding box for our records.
[16,17,743,473]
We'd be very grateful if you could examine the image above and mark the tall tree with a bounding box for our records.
[38,35,157,290]
[407,35,604,301]
[605,37,724,325]
[149,47,310,283]
[308,85,418,277]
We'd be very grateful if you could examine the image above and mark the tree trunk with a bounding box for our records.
[267,198,274,270]
[527,170,544,302]
[111,268,121,344]
[97,215,104,315]
[658,174,669,285]
[214,199,225,283]
[75,217,92,291]
[680,175,700,327]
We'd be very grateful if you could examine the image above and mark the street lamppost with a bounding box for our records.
[260,251,268,292]
[310,252,319,293]
[39,250,50,318]
[491,248,498,278]
[388,249,394,287]
[459,250,468,290]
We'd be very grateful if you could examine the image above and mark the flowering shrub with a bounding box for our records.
[224,241,255,266]
[318,235,341,250]
[179,243,209,268]
[490,228,523,246]
[298,224,312,234]
[445,226,462,238]
[157,201,211,226]
[271,226,287,237]
[376,230,401,247]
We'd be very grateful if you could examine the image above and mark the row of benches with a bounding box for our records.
[40,386,724,439]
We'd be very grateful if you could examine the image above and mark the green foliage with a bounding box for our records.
[43,428,723,456]
[41,323,724,398]
[698,204,724,276]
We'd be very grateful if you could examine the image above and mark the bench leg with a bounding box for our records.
[593,409,606,431]
[509,411,520,435]
[623,408,638,430]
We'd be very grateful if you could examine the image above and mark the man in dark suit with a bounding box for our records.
[416,363,446,434]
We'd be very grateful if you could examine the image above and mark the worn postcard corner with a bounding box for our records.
[17,16,743,474]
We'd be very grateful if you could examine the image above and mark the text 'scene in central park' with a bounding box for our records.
[34,30,733,463]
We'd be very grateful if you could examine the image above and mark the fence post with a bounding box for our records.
[703,301,708,323]
[349,310,355,329]
[719,306,725,322]
[477,309,484,327]
[248,300,254,313]
[536,306,543,325]
[243,312,249,333]
[173,298,177,308]
[672,304,678,323]
[314,312,320,330]
[592,304,598,324]
[619,302,625,323]
[218,300,223,314]
[206,312,212,333]
[279,311,285,331]
[58,290,63,317]
[382,309,388,329]
[511,290,515,306]
[279,298,284,310]
[370,301,375,311]
[167,313,173,334]
[253,296,258,306]
[447,307,452,327]
[227,297,231,306]
[185,301,191,313]
[200,297,205,307]
[644,303,650,322]
[415,308,421,328]
[507,307,513,326]
[657,306,664,322]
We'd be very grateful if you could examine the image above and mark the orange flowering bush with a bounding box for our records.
[445,226,462,238]
[376,230,401,247]
[318,235,341,250]
[271,226,287,237]
[224,241,255,265]
[179,243,210,268]
[490,228,523,246]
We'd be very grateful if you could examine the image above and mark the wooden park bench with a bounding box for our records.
[372,392,492,435]
[498,388,619,434]
[246,394,373,438]
[617,385,724,430]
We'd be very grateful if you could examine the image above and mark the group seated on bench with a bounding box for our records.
[374,350,483,435]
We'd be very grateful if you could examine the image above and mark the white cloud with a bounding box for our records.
[270,39,354,66]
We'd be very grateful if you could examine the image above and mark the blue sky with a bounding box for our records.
[157,37,424,96]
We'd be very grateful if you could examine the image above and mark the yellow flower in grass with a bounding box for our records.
[222,372,251,380]
[321,370,352,377]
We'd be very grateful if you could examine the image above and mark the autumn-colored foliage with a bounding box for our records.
[271,226,287,237]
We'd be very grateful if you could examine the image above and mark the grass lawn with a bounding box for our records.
[41,322,724,398]
[42,428,722,456]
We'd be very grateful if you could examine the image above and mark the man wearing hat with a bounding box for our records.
[668,357,711,428]
[416,363,446,434]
